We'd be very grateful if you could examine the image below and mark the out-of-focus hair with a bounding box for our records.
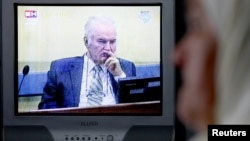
[202,0,250,124]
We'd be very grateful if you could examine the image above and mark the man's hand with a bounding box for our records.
[104,51,124,76]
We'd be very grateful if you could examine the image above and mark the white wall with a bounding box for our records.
[17,6,161,72]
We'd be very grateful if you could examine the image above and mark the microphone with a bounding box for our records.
[18,65,30,94]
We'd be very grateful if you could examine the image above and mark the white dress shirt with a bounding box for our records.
[79,54,126,107]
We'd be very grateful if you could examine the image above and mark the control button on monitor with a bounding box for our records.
[107,135,114,141]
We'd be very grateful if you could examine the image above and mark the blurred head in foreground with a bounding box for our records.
[174,0,250,139]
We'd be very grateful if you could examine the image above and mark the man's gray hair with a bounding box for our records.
[84,14,116,44]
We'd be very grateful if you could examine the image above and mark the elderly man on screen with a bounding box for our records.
[38,15,136,109]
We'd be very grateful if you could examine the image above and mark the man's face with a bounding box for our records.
[87,22,117,65]
[173,0,217,132]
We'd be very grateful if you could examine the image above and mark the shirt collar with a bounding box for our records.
[84,53,107,73]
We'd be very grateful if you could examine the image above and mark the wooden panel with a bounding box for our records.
[19,101,161,115]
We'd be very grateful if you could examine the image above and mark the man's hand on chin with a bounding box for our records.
[104,51,124,76]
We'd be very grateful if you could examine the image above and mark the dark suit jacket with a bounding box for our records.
[38,56,136,109]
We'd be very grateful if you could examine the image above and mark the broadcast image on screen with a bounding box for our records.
[16,4,162,115]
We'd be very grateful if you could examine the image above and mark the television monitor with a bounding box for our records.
[2,0,175,140]
[118,77,161,103]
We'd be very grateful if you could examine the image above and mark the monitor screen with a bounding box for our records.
[15,4,162,115]
[2,0,174,140]
[118,77,161,103]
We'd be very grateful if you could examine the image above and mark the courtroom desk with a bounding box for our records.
[19,100,161,115]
